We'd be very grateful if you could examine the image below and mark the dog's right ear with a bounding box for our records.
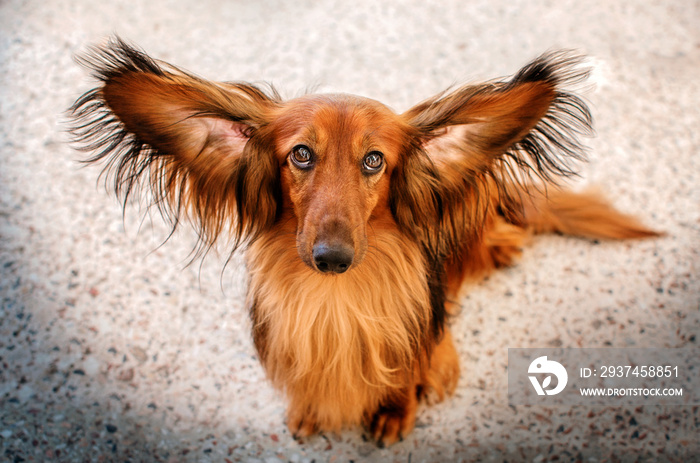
[70,37,281,252]
[395,51,592,257]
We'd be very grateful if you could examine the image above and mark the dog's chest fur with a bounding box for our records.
[246,223,432,428]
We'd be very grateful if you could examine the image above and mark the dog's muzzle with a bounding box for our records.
[312,241,354,274]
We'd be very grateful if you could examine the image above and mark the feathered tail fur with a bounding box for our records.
[451,185,661,287]
[520,188,661,239]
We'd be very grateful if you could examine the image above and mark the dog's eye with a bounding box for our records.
[290,145,314,169]
[362,151,384,173]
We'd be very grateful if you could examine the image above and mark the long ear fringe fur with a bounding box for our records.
[68,37,280,260]
[493,51,594,223]
[502,50,593,182]
[68,38,203,255]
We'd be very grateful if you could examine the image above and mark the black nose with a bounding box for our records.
[312,242,354,274]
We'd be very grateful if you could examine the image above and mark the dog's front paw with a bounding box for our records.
[364,397,417,447]
[286,408,317,441]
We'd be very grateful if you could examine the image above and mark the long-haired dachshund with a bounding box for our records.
[69,38,658,446]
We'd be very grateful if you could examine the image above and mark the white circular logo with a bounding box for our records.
[528,356,568,396]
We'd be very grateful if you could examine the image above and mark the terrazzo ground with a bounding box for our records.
[1,1,698,461]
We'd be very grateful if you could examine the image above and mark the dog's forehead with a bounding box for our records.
[288,93,393,117]
[274,94,411,156]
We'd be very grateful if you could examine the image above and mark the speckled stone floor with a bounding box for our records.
[1,1,698,461]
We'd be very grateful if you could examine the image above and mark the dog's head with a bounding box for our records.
[71,38,591,274]
[267,94,416,273]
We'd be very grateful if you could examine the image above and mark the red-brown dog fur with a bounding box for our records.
[70,38,658,446]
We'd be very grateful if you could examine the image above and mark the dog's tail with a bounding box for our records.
[447,186,661,293]
[516,187,662,240]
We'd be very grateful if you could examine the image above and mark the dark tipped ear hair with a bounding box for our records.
[393,51,593,257]
[69,37,282,256]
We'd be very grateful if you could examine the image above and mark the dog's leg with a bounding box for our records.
[446,214,530,293]
[365,329,459,446]
[418,328,460,405]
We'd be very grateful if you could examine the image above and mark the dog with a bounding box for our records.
[69,38,658,446]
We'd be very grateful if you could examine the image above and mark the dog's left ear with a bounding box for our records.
[395,51,592,253]
[70,37,281,254]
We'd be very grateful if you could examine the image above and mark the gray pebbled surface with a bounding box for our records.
[1,0,698,461]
